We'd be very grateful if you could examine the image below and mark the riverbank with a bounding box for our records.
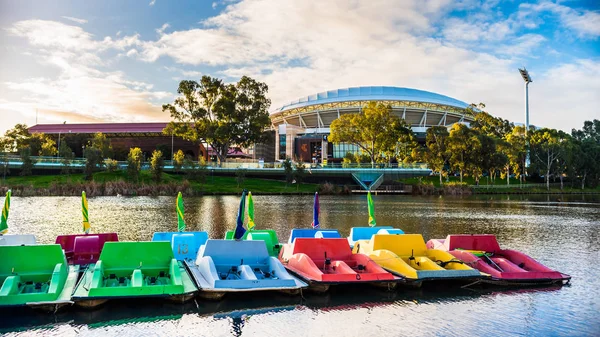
[0,172,322,196]
[401,176,600,195]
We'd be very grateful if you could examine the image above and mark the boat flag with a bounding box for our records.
[312,192,320,229]
[0,190,10,234]
[234,190,247,240]
[247,191,255,231]
[367,190,376,227]
[177,192,186,232]
[82,191,91,234]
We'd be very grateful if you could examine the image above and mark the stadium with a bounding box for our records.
[270,86,476,162]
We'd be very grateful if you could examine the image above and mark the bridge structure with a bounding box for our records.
[1,156,431,191]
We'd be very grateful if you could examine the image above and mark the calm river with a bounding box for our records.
[1,194,599,336]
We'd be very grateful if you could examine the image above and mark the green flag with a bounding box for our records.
[177,192,186,232]
[368,190,376,227]
[0,190,10,234]
[247,192,255,231]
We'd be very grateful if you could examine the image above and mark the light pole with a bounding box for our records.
[518,67,532,135]
[519,67,532,169]
[57,131,61,160]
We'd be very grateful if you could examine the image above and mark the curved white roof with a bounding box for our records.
[274,86,470,113]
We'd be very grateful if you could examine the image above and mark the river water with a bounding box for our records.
[1,194,599,336]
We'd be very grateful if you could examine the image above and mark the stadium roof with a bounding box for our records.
[274,86,470,113]
[29,123,168,135]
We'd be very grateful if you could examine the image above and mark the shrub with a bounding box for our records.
[235,168,246,187]
[283,158,293,184]
[59,142,74,175]
[84,147,103,180]
[19,146,33,176]
[127,147,143,182]
[173,149,185,172]
[150,149,164,183]
[104,158,118,172]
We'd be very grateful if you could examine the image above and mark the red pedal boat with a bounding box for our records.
[426,234,571,286]
[279,237,399,292]
[55,233,119,266]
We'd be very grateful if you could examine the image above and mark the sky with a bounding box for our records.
[0,0,598,135]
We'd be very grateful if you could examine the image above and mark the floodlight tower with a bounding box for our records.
[518,67,532,135]
[519,67,532,171]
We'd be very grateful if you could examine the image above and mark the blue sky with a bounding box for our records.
[0,0,598,134]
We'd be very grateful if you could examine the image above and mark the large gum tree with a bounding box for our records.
[163,75,271,165]
[329,101,412,167]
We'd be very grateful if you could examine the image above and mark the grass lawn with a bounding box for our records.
[399,175,524,187]
[1,171,319,194]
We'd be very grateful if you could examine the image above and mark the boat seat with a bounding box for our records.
[445,234,502,253]
[131,269,143,287]
[314,230,341,239]
[377,228,404,235]
[73,235,101,261]
[292,238,353,262]
[288,229,341,243]
[0,275,20,296]
[348,227,395,243]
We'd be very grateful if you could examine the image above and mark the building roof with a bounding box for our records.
[273,86,470,113]
[28,123,169,135]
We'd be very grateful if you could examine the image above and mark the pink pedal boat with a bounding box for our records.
[426,234,571,286]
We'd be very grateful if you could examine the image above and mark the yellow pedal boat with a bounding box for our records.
[352,234,484,286]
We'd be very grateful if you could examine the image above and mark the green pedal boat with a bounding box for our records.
[0,244,79,311]
[72,241,197,308]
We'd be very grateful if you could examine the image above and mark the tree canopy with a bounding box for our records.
[329,101,413,166]
[162,75,271,165]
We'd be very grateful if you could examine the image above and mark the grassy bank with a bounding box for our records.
[0,171,320,196]
[400,176,600,195]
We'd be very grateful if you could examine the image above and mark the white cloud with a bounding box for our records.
[61,16,88,24]
[156,23,170,35]
[518,1,600,39]
[4,20,169,124]
[149,0,156,6]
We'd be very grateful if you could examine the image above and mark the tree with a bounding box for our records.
[83,147,102,180]
[421,126,450,185]
[235,168,246,187]
[90,132,112,158]
[500,126,527,185]
[471,111,512,139]
[447,124,481,183]
[294,162,306,190]
[163,75,271,165]
[59,141,74,175]
[19,147,33,176]
[150,150,164,182]
[329,101,412,167]
[127,147,143,182]
[571,120,600,189]
[1,124,31,153]
[282,158,294,184]
[39,135,57,156]
[173,149,185,172]
[529,128,571,190]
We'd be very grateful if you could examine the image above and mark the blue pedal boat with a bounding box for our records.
[0,234,37,246]
[288,229,341,244]
[185,240,307,299]
[348,227,404,248]
[152,231,209,262]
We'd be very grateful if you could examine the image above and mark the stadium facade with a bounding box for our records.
[270,86,476,162]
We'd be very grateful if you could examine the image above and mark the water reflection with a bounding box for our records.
[2,194,599,336]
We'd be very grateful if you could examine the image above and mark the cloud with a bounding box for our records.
[4,20,169,124]
[518,1,600,39]
[156,23,170,35]
[149,0,156,6]
[61,16,88,24]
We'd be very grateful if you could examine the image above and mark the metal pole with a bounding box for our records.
[57,131,61,159]
[525,82,530,135]
[171,133,174,160]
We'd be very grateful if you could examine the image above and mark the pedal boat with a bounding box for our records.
[186,239,307,300]
[152,231,209,262]
[287,229,341,243]
[353,233,484,287]
[225,229,282,257]
[347,226,404,248]
[0,244,79,311]
[71,241,197,308]
[0,234,37,246]
[55,233,119,266]
[279,237,398,293]
[427,234,571,286]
